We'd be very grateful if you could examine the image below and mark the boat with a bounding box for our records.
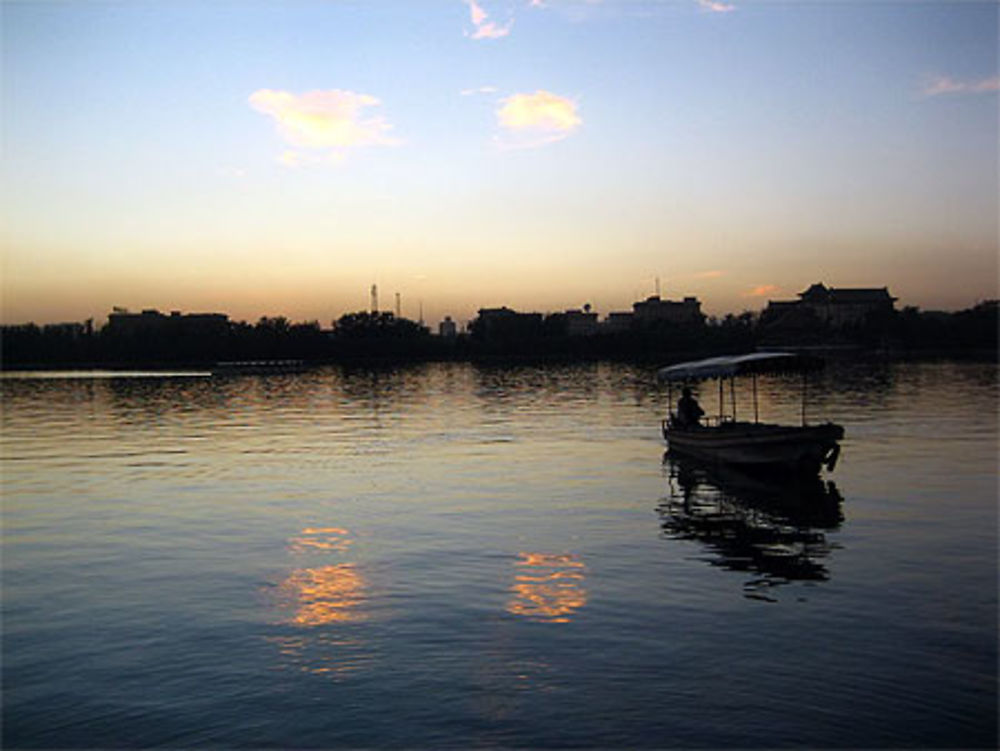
[657,352,844,475]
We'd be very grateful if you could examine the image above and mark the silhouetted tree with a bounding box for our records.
[330,311,432,359]
[334,311,428,339]
[891,301,998,353]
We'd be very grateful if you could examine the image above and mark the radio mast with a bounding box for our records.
[370,284,378,314]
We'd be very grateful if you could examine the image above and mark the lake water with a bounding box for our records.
[2,360,996,748]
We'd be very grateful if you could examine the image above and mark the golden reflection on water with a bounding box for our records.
[271,526,371,679]
[506,552,587,623]
[268,633,370,680]
[288,526,354,553]
[281,527,366,626]
[283,563,367,626]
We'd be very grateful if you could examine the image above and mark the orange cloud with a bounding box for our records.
[921,75,1000,98]
[745,284,780,297]
[464,0,512,39]
[496,90,581,148]
[249,88,399,165]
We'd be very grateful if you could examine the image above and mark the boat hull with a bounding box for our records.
[662,421,844,474]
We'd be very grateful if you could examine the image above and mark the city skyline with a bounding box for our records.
[3,1,997,327]
[7,278,973,334]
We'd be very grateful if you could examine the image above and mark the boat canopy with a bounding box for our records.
[657,352,823,382]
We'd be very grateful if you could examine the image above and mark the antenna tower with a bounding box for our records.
[395,292,401,318]
[370,284,378,314]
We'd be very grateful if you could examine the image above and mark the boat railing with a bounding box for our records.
[664,414,734,431]
[702,415,735,428]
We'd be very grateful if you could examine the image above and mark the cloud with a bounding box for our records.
[920,74,1000,98]
[698,0,736,13]
[460,85,499,96]
[744,284,780,298]
[464,0,513,39]
[249,88,398,165]
[496,90,581,148]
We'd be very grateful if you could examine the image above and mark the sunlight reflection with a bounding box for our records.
[282,526,365,625]
[267,633,371,680]
[271,526,371,679]
[506,552,587,623]
[289,526,354,553]
[282,563,367,626]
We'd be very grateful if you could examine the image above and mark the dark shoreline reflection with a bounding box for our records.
[658,453,844,601]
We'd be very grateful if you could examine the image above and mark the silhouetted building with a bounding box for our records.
[42,321,90,339]
[602,312,634,333]
[563,308,599,337]
[438,316,458,338]
[472,307,544,342]
[107,308,229,336]
[764,283,896,329]
[632,295,704,326]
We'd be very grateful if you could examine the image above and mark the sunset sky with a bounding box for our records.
[3,0,997,327]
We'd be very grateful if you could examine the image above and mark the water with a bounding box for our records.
[2,360,996,748]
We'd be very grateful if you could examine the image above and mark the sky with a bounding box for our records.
[2,0,997,327]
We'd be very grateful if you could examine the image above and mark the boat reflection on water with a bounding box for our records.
[658,452,844,601]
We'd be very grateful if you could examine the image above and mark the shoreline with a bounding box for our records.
[2,347,996,375]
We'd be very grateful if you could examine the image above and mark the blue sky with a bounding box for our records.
[2,0,997,326]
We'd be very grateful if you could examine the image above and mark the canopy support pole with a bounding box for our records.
[752,373,759,423]
[730,377,737,422]
[801,370,808,426]
[718,378,724,422]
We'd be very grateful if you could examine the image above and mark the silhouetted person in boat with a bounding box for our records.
[676,387,705,429]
